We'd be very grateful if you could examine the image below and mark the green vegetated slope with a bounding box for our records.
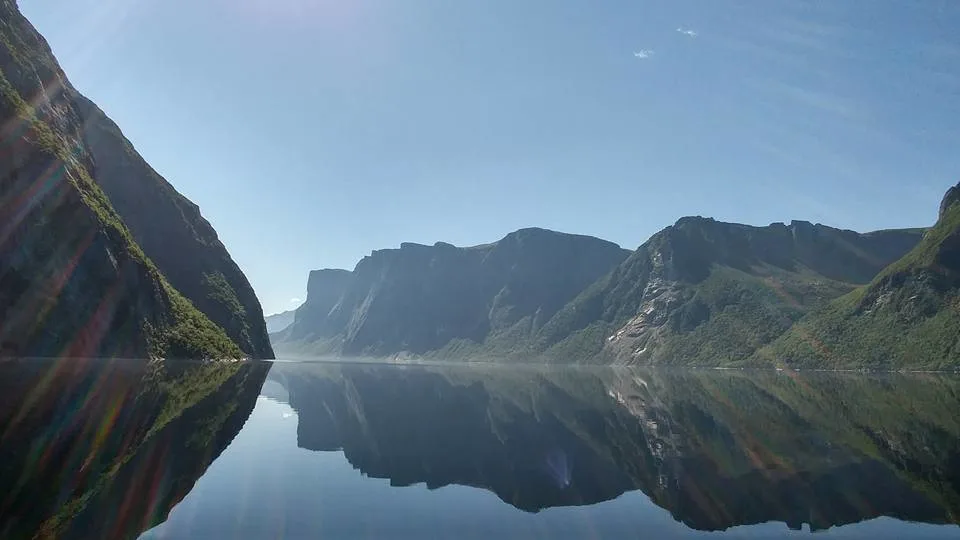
[0,3,263,358]
[275,228,631,359]
[763,183,960,369]
[533,219,923,365]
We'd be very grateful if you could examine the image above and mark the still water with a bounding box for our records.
[2,360,959,539]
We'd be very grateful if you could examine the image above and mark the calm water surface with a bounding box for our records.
[148,363,960,539]
[2,359,959,539]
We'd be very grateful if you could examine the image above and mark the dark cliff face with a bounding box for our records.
[282,269,353,342]
[536,219,924,365]
[271,364,960,530]
[0,2,211,358]
[71,96,274,359]
[940,182,960,220]
[0,2,263,358]
[654,217,923,285]
[276,229,630,357]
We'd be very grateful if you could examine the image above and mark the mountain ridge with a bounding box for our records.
[276,218,927,365]
[535,217,925,365]
[275,228,631,358]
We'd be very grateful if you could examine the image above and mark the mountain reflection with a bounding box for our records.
[0,359,269,540]
[270,364,960,532]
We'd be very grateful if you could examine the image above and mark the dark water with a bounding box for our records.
[3,360,960,539]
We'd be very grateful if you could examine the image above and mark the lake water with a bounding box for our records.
[2,360,959,539]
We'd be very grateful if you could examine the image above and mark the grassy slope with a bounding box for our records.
[761,203,960,370]
[643,265,856,365]
[0,9,241,359]
[534,223,922,365]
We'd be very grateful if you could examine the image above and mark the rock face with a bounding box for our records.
[767,181,960,369]
[73,96,273,358]
[281,269,353,343]
[940,182,960,219]
[0,2,265,358]
[537,218,925,365]
[276,228,631,357]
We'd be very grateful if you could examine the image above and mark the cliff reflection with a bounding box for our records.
[0,359,269,540]
[269,364,960,532]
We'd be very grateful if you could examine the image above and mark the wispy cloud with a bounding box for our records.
[754,79,863,122]
[633,49,654,59]
[289,297,302,305]
[677,28,698,37]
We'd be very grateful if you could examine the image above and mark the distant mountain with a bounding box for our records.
[265,309,298,334]
[0,3,269,358]
[764,182,960,369]
[277,220,923,364]
[536,218,924,365]
[274,228,631,358]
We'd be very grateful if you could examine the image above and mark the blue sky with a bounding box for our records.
[22,0,960,315]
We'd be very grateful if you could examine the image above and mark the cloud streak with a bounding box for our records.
[633,49,654,59]
[677,28,698,37]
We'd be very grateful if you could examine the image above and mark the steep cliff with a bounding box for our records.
[275,228,631,357]
[73,96,273,359]
[0,2,265,358]
[280,268,353,344]
[765,181,960,369]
